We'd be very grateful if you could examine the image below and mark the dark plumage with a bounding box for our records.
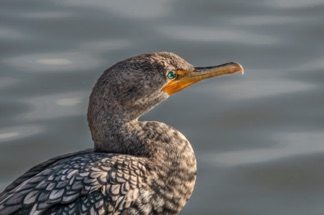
[0,52,243,215]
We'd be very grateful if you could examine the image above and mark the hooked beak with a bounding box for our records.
[162,62,244,95]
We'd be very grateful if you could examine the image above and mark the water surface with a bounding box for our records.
[1,1,324,214]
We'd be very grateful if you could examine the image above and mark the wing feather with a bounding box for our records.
[0,151,150,215]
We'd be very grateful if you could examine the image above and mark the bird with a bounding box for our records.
[0,52,243,215]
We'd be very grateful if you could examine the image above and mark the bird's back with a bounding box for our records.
[0,150,156,215]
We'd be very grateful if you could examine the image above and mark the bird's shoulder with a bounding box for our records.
[0,149,151,215]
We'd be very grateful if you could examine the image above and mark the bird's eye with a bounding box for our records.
[166,71,177,80]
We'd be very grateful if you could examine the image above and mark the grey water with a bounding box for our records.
[1,0,324,214]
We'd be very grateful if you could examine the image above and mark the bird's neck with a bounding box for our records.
[92,119,151,156]
[88,102,196,164]
[87,95,196,173]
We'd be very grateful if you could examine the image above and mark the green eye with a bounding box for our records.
[167,71,177,80]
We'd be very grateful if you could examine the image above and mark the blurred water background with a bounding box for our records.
[1,0,324,214]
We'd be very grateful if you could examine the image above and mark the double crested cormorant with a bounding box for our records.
[0,52,243,215]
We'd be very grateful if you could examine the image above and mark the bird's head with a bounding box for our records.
[88,52,243,122]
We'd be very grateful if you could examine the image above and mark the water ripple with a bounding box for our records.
[3,52,101,73]
[205,131,324,166]
[266,0,324,9]
[22,91,87,120]
[159,26,279,45]
[60,0,171,19]
[0,125,43,144]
